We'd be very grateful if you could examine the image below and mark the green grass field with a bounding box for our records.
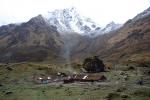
[0,62,150,100]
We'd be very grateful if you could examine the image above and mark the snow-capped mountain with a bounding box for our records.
[44,7,101,35]
[101,22,122,33]
[42,7,122,36]
[87,22,122,37]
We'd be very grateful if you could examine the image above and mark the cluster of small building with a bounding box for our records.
[34,73,106,84]
[33,56,107,84]
[63,74,106,83]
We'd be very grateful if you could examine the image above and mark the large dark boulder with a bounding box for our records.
[83,56,105,73]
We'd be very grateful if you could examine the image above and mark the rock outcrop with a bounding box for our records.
[83,56,105,73]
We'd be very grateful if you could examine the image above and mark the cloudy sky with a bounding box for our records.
[0,0,150,26]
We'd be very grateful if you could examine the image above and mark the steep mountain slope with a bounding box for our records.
[0,7,149,64]
[133,7,150,21]
[71,7,150,64]
[0,15,63,62]
[103,14,150,63]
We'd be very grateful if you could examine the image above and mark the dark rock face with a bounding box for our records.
[83,56,105,73]
[0,15,63,62]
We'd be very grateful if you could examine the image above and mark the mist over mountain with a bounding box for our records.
[0,7,150,64]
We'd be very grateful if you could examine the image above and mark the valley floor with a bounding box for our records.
[0,62,150,100]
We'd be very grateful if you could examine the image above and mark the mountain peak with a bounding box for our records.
[28,14,47,25]
[43,7,100,35]
[100,21,122,34]
[107,21,116,25]
[63,7,77,13]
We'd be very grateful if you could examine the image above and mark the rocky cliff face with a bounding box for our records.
[0,15,63,62]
